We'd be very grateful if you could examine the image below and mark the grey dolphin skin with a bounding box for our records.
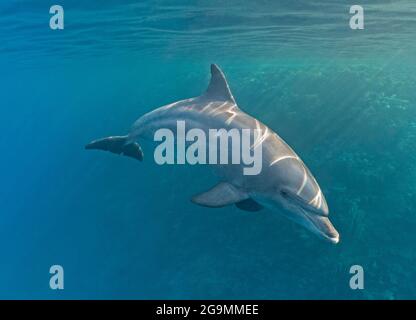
[86,64,340,244]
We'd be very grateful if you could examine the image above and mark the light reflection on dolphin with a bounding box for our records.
[86,64,339,244]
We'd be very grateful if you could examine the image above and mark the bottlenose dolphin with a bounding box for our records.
[86,64,340,244]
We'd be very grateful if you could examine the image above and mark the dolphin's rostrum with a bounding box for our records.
[86,64,340,244]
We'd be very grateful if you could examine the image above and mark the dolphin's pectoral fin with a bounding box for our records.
[235,198,264,212]
[121,142,143,161]
[191,182,248,208]
[85,136,143,161]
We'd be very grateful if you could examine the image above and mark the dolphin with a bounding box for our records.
[86,64,340,244]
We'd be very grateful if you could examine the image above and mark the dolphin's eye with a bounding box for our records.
[280,190,289,198]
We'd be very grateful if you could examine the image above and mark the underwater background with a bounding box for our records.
[1,0,416,299]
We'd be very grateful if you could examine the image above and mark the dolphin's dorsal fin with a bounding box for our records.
[203,64,236,103]
[191,182,247,208]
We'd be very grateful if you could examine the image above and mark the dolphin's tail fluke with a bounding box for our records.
[85,136,143,161]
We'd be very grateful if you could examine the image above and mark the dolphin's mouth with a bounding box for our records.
[300,208,340,244]
[281,189,328,217]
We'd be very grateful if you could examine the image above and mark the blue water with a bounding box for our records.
[1,0,416,299]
